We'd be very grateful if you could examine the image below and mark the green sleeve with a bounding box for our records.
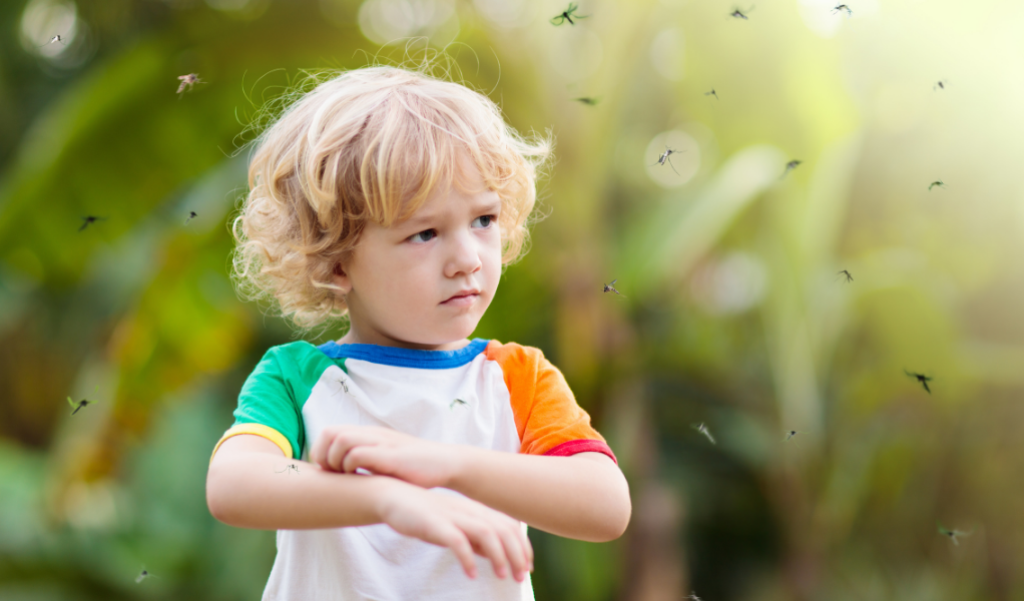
[231,342,336,459]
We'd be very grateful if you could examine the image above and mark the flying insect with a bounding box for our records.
[551,3,588,25]
[905,370,934,394]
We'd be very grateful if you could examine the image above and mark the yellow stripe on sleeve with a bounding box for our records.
[210,423,293,463]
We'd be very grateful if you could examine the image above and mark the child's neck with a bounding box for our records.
[335,329,471,351]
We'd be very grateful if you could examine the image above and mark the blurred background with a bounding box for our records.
[3,0,1024,599]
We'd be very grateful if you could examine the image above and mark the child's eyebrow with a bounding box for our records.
[401,199,502,230]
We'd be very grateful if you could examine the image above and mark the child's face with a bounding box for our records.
[333,157,503,350]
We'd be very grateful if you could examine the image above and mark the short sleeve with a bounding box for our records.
[210,346,306,461]
[484,341,617,464]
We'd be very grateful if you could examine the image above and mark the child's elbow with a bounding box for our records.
[590,477,632,542]
[604,491,633,541]
[205,465,238,525]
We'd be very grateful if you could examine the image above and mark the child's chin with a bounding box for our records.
[423,321,482,346]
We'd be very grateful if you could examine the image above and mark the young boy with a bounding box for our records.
[206,65,631,600]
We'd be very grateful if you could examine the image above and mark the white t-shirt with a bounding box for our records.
[213,338,616,601]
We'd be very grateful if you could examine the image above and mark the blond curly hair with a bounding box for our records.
[231,65,552,330]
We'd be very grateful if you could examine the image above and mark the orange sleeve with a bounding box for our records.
[484,340,617,464]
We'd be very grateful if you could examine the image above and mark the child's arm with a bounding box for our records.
[207,434,534,582]
[311,426,631,542]
[448,450,630,543]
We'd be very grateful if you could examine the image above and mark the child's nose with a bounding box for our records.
[443,232,482,277]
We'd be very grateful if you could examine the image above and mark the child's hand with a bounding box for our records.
[376,483,534,582]
[310,425,460,489]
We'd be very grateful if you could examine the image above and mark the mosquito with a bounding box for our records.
[781,159,802,179]
[705,89,719,100]
[67,386,99,415]
[904,370,933,394]
[928,180,946,191]
[449,398,468,410]
[729,6,753,19]
[938,522,973,546]
[39,35,66,47]
[135,568,154,583]
[933,80,948,91]
[655,146,681,175]
[603,279,623,295]
[838,269,854,283]
[693,422,716,445]
[551,3,588,25]
[573,97,600,106]
[832,4,852,16]
[784,430,799,441]
[67,396,96,415]
[333,376,350,395]
[185,211,198,224]
[79,215,106,232]
[177,73,203,96]
[276,463,301,475]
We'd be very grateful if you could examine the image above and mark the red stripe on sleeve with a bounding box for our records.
[542,439,618,465]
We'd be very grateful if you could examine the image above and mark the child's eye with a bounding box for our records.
[472,215,495,228]
[409,229,436,243]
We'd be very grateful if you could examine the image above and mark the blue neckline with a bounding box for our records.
[317,338,489,369]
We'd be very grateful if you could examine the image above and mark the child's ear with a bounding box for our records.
[332,262,352,295]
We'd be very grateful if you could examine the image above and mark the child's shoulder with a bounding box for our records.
[251,340,338,375]
[483,339,553,370]
[259,339,323,360]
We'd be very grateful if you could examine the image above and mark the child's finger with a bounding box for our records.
[326,435,358,472]
[435,525,478,579]
[496,521,531,581]
[310,430,348,470]
[521,523,534,571]
[463,520,511,579]
[308,431,331,468]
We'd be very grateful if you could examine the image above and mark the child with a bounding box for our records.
[206,65,631,600]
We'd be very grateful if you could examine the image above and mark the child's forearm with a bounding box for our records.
[447,450,631,542]
[206,436,406,530]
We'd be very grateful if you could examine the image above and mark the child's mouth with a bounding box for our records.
[441,293,479,307]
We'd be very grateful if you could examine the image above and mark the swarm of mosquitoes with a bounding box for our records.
[44,0,966,583]
[550,0,969,552]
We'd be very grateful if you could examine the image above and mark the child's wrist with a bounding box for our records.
[444,446,480,492]
[371,476,418,522]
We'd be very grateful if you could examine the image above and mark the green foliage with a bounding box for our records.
[3,0,1024,600]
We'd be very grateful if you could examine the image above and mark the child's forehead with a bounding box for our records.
[386,157,494,222]
[396,180,498,225]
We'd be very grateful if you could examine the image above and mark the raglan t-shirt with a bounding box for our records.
[211,338,617,601]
